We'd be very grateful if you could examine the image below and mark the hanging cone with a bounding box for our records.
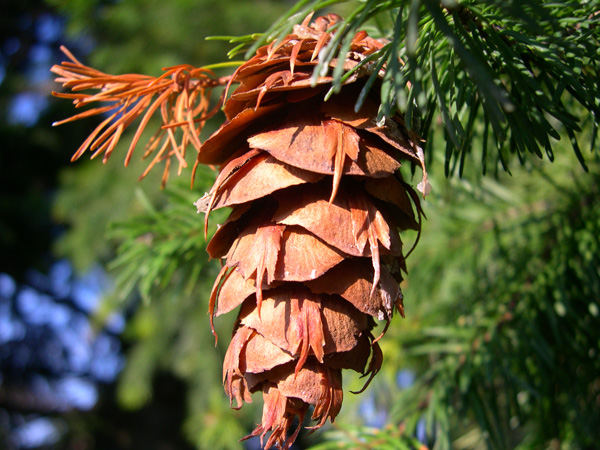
[51,12,426,450]
[196,14,426,450]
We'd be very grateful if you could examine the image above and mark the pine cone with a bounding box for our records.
[51,12,426,450]
[195,14,426,449]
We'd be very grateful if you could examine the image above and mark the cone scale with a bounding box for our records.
[195,15,425,449]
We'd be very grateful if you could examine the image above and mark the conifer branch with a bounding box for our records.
[51,46,228,186]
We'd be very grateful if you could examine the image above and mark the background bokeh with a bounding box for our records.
[1,1,290,448]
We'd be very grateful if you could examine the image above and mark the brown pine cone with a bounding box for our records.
[51,12,427,450]
[195,14,426,450]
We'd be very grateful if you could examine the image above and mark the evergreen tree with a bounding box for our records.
[51,1,599,449]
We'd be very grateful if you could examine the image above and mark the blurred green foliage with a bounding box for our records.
[48,1,600,449]
[370,151,600,449]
